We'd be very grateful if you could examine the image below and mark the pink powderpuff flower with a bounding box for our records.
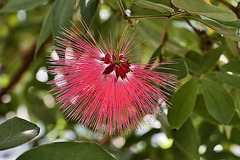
[48,21,178,136]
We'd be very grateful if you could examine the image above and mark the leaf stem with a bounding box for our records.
[126,12,188,20]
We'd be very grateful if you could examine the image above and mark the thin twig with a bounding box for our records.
[215,0,236,11]
[160,18,170,44]
[117,0,128,19]
[185,18,202,36]
[126,12,188,20]
[127,15,170,19]
[159,18,170,62]
[168,0,178,10]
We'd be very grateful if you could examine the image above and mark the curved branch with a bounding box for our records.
[215,0,240,18]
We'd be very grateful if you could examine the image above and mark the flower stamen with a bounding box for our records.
[102,54,131,80]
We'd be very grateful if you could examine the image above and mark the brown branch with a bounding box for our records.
[158,18,170,63]
[215,0,236,11]
[117,0,128,20]
[215,0,240,18]
[185,19,214,52]
[168,0,178,10]
[160,18,170,44]
[0,37,50,99]
[184,18,202,36]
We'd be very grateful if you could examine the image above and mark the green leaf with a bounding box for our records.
[171,0,237,21]
[172,59,188,80]
[151,46,188,80]
[194,94,220,124]
[134,0,174,14]
[185,51,202,64]
[220,60,240,74]
[184,51,202,74]
[224,37,239,59]
[35,6,53,55]
[156,59,188,80]
[148,44,163,65]
[216,19,240,28]
[229,113,240,127]
[216,71,240,89]
[52,0,75,47]
[172,119,200,159]
[185,47,223,75]
[0,0,48,12]
[17,142,116,160]
[80,0,99,27]
[0,117,40,151]
[190,15,240,41]
[201,78,235,124]
[168,77,199,129]
[199,46,222,73]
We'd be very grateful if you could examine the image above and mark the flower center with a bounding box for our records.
[102,54,131,80]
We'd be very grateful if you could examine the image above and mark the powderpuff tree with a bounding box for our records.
[48,22,178,136]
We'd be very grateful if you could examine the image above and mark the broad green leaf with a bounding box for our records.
[190,16,240,41]
[134,0,174,14]
[194,94,219,124]
[185,51,201,64]
[80,0,99,27]
[156,59,188,80]
[17,142,116,160]
[172,119,200,159]
[148,44,163,65]
[0,117,39,151]
[184,51,202,74]
[171,59,188,80]
[199,47,222,73]
[220,60,240,74]
[229,113,240,127]
[216,71,240,89]
[172,0,237,21]
[168,78,199,129]
[52,0,75,47]
[149,45,187,79]
[35,6,53,55]
[224,37,239,59]
[216,19,240,28]
[0,0,48,12]
[201,78,235,124]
